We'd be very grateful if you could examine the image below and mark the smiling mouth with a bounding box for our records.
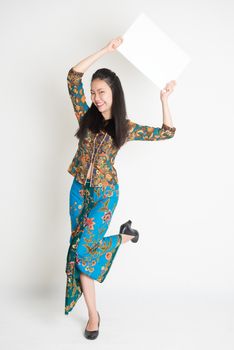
[96,103,104,107]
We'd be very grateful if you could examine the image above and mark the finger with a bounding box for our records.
[166,85,173,91]
[167,82,174,88]
[169,81,176,87]
[115,36,123,42]
[167,80,176,86]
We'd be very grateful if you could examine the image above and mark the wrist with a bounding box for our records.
[161,98,168,105]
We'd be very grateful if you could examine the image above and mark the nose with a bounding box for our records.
[95,100,104,105]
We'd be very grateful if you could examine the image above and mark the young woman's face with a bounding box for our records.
[90,79,113,117]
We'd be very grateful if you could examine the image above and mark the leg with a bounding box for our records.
[76,183,122,283]
[76,183,120,330]
[79,273,99,331]
[120,233,136,243]
[65,178,86,315]
[70,180,98,323]
[69,177,85,243]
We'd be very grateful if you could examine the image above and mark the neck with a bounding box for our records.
[102,116,112,121]
[102,111,112,120]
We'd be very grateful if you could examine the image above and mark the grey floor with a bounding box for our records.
[1,287,233,349]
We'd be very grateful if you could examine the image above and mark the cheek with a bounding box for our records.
[107,95,113,104]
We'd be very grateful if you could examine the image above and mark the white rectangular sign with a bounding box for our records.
[117,13,191,89]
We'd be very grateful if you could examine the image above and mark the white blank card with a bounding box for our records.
[117,13,191,89]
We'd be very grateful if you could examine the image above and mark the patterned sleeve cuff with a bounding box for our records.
[70,67,84,76]
[67,68,84,84]
[162,123,176,132]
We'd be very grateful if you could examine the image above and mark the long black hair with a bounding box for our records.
[75,68,129,150]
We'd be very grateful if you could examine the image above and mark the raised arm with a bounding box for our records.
[126,79,177,141]
[126,119,176,141]
[67,36,123,124]
[67,68,89,124]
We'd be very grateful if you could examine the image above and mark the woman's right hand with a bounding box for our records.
[104,36,124,52]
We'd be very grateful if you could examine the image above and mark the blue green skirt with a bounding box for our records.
[65,177,122,315]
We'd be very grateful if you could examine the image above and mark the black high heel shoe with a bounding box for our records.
[119,219,132,233]
[119,220,139,243]
[84,311,100,340]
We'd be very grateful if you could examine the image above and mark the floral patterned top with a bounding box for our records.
[67,67,176,189]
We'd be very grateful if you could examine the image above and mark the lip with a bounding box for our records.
[96,103,104,107]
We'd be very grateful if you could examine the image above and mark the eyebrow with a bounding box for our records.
[90,88,105,92]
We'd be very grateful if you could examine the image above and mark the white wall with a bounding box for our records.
[0,0,233,346]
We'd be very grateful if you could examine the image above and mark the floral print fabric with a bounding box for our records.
[66,67,176,189]
[65,177,121,315]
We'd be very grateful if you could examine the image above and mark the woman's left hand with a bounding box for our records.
[160,80,176,102]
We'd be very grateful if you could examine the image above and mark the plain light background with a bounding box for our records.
[0,0,233,349]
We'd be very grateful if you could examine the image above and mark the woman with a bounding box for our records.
[65,36,176,339]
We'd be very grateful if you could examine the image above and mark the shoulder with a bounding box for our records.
[125,118,140,130]
[125,118,134,127]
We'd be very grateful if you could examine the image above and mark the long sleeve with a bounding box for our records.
[126,119,176,141]
[67,67,89,124]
